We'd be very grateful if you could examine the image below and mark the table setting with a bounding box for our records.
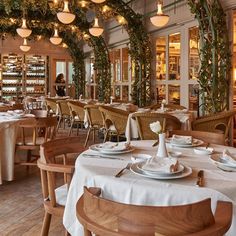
[64,132,236,235]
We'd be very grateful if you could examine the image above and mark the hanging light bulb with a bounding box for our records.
[57,0,75,24]
[89,17,104,37]
[150,1,169,27]
[91,0,106,3]
[20,38,31,52]
[50,28,62,45]
[16,18,32,38]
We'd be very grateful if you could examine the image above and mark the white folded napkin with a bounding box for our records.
[142,157,179,173]
[171,135,192,145]
[98,142,130,151]
[221,149,236,167]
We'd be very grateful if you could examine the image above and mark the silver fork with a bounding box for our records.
[115,163,132,178]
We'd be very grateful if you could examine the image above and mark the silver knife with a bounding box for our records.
[196,170,204,187]
[82,153,125,160]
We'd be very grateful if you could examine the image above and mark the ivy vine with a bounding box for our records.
[188,0,231,115]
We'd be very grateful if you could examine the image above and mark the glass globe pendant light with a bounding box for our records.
[91,0,106,3]
[57,0,75,24]
[20,38,31,52]
[17,18,32,38]
[89,17,104,37]
[150,1,169,27]
[50,28,62,45]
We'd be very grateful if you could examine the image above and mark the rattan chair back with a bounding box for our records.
[67,101,85,121]
[192,110,236,143]
[45,98,58,114]
[133,112,181,140]
[99,106,129,136]
[84,105,103,127]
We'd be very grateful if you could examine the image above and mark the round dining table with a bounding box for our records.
[0,112,22,184]
[63,140,236,236]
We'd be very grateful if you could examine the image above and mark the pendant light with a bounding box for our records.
[20,38,31,52]
[17,18,32,38]
[57,0,75,24]
[150,1,169,27]
[89,17,104,37]
[91,0,106,3]
[50,28,62,45]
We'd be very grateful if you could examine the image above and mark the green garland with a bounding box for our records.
[105,0,152,107]
[188,0,231,115]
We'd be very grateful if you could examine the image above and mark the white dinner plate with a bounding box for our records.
[166,138,204,148]
[130,163,192,180]
[96,142,129,152]
[194,147,214,155]
[90,144,134,155]
[137,162,185,176]
[210,154,236,168]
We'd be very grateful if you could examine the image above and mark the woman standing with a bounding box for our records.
[55,73,66,97]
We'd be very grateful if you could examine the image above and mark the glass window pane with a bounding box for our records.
[114,49,121,82]
[157,84,166,104]
[56,61,66,81]
[169,33,181,80]
[68,62,74,84]
[189,27,200,80]
[156,37,166,81]
[168,84,180,105]
[189,84,199,111]
[114,85,121,99]
[122,48,129,82]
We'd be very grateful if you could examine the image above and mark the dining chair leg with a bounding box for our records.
[26,150,31,172]
[68,119,74,136]
[84,128,91,147]
[93,128,95,143]
[57,116,62,131]
[41,212,52,236]
[103,130,108,143]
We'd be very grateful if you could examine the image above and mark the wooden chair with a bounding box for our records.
[0,106,11,112]
[67,101,85,136]
[192,110,236,144]
[15,117,57,167]
[57,100,71,130]
[77,187,232,236]
[133,112,181,140]
[169,130,226,145]
[37,137,86,236]
[45,98,58,116]
[99,106,129,142]
[84,105,104,147]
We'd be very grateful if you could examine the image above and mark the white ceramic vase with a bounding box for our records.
[156,133,168,158]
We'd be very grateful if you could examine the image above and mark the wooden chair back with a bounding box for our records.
[67,101,85,121]
[99,106,129,136]
[192,110,236,143]
[45,98,58,114]
[133,112,181,140]
[77,187,232,236]
[11,103,24,110]
[16,117,57,150]
[84,105,103,127]
[57,100,71,116]
[169,130,226,145]
[38,137,85,235]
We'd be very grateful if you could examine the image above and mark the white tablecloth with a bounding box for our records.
[0,113,21,184]
[63,140,236,235]
[125,110,194,142]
